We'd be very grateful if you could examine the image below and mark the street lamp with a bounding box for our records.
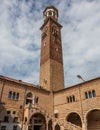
[77,75,85,82]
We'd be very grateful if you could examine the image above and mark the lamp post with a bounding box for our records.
[77,75,85,82]
[77,75,87,130]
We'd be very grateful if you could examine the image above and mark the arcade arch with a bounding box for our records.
[66,112,82,127]
[86,109,100,130]
[29,113,46,130]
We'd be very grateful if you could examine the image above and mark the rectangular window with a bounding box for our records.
[13,125,17,130]
[1,126,6,130]
[85,92,88,99]
[13,117,18,123]
[4,116,9,122]
[7,111,11,115]
[54,113,58,118]
[67,97,69,103]
[13,111,16,114]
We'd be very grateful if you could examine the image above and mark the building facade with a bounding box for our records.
[0,6,100,130]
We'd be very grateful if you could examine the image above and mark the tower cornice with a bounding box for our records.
[40,17,62,30]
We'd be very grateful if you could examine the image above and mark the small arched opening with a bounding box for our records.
[48,120,53,130]
[29,113,46,130]
[55,124,60,130]
[66,112,82,127]
[26,92,33,104]
[87,109,100,130]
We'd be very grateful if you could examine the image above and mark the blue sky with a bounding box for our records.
[0,0,100,87]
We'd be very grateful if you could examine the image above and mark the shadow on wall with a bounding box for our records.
[0,101,21,130]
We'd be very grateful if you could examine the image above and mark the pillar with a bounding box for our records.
[82,120,87,130]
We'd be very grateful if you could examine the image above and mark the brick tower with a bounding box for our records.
[40,6,64,91]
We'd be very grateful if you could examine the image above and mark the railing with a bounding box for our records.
[57,118,82,130]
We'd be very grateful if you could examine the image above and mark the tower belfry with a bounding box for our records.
[40,6,64,91]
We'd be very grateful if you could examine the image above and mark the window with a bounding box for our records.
[8,91,19,101]
[48,11,52,16]
[8,91,12,99]
[85,90,96,99]
[89,91,92,98]
[67,95,75,103]
[13,111,16,114]
[1,126,6,130]
[13,125,17,130]
[4,116,9,122]
[92,90,96,97]
[85,92,88,99]
[7,111,11,115]
[20,105,23,109]
[15,93,19,100]
[69,96,72,102]
[54,113,58,118]
[13,117,18,123]
[25,117,27,123]
[73,95,75,102]
[13,92,16,99]
[67,97,70,103]
[26,92,33,104]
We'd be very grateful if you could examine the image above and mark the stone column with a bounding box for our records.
[52,125,55,130]
[60,126,64,130]
[46,122,48,130]
[82,121,87,130]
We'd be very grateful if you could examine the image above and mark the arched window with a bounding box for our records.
[72,95,75,102]
[26,92,33,104]
[8,91,12,99]
[92,90,96,97]
[70,96,72,102]
[67,95,75,103]
[85,90,96,99]
[89,91,92,98]
[13,92,16,99]
[85,92,88,99]
[16,93,19,100]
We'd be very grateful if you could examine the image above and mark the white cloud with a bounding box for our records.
[0,0,100,87]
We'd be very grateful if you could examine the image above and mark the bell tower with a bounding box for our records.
[40,6,64,91]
